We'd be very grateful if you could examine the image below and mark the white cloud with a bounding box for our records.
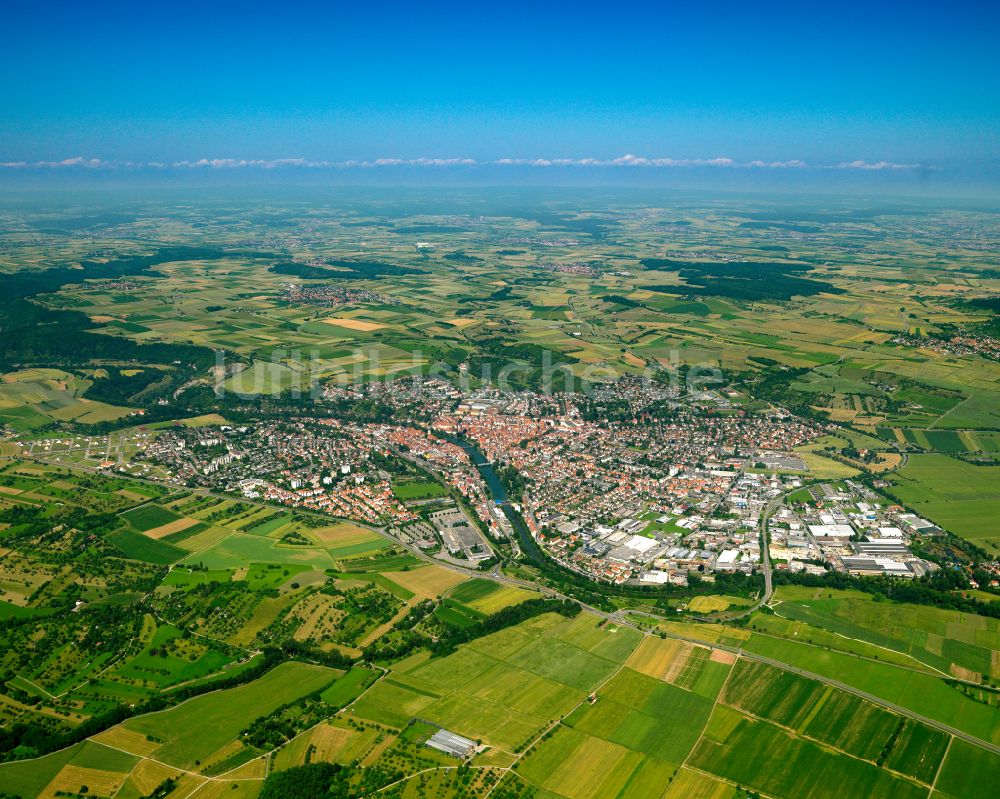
[0,156,106,169]
[409,157,476,166]
[834,160,920,170]
[746,159,808,168]
[0,154,927,171]
[492,155,741,168]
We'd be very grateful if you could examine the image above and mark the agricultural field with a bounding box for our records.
[2,194,1000,797]
[0,195,998,550]
[763,585,1000,682]
[0,369,132,431]
[446,578,539,613]
[741,633,1000,745]
[120,661,337,768]
[886,454,1000,552]
[0,740,140,799]
[688,705,927,799]
[934,737,1000,799]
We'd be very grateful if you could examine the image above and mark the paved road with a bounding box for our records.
[689,488,796,624]
[757,493,783,605]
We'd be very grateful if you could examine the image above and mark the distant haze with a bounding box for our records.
[2,0,998,196]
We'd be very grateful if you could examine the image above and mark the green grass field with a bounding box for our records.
[888,454,1000,552]
[767,586,1000,680]
[120,503,181,531]
[934,738,1000,799]
[122,661,337,768]
[319,666,380,708]
[392,479,448,500]
[886,719,951,784]
[690,706,926,799]
[742,634,1000,745]
[180,531,336,570]
[107,527,185,564]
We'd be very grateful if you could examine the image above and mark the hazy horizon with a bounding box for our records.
[4,0,998,197]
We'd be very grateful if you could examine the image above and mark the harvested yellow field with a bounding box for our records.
[626,636,688,681]
[275,722,378,770]
[446,318,478,327]
[543,736,636,799]
[124,759,181,794]
[795,450,860,479]
[90,725,163,757]
[867,451,903,473]
[688,595,736,613]
[40,765,128,799]
[824,408,859,422]
[662,767,736,799]
[382,564,467,598]
[309,723,358,761]
[465,585,537,614]
[276,723,354,769]
[322,317,385,331]
[306,522,380,546]
[219,756,267,779]
[144,516,201,540]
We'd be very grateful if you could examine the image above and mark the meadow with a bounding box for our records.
[741,633,1000,745]
[121,661,337,768]
[689,706,927,799]
[766,585,1000,681]
[887,454,1000,552]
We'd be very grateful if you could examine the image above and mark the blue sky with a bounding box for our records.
[2,0,999,190]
